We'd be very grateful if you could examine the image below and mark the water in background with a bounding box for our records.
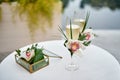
[61,0,120,30]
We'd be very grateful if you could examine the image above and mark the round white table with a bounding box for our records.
[0,40,120,80]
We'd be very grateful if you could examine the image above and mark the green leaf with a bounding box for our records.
[79,34,86,41]
[33,48,44,63]
[70,19,73,39]
[31,44,38,50]
[64,40,68,47]
[28,57,35,64]
[82,12,90,32]
[68,49,73,57]
[35,44,38,47]
[83,41,91,46]
[31,45,34,49]
[26,48,30,51]
[59,25,68,40]
[16,49,21,56]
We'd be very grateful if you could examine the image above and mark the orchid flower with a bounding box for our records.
[83,29,95,41]
[65,40,86,56]
[18,49,35,61]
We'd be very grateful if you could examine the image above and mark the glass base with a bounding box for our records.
[65,62,79,71]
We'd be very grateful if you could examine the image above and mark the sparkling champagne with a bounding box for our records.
[66,24,80,40]
[74,19,85,33]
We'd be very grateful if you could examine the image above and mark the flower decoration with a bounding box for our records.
[16,44,45,64]
[20,49,35,61]
[16,44,62,64]
[59,12,95,56]
[65,40,85,55]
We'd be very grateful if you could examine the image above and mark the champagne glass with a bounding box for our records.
[65,24,80,71]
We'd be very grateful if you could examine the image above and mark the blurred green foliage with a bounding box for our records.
[0,6,1,21]
[0,0,61,39]
[80,0,120,10]
[60,0,69,11]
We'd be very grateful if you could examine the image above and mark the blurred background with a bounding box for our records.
[61,0,120,29]
[0,0,120,63]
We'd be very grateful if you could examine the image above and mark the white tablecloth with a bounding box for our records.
[0,40,120,80]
